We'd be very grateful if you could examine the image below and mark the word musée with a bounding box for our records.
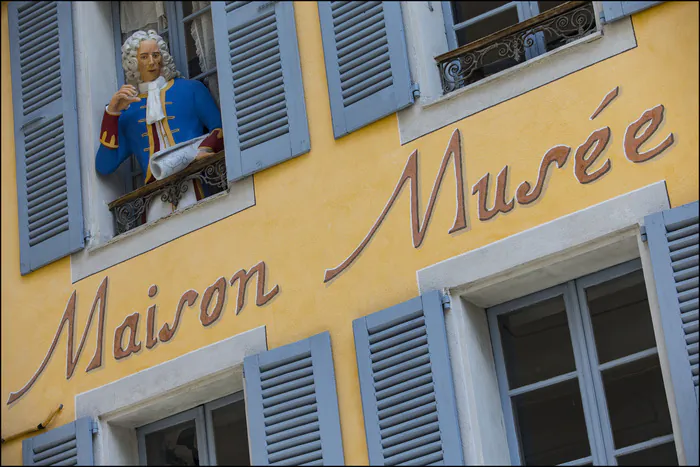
[324,90,673,283]
[7,261,279,404]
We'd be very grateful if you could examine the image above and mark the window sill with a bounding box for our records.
[424,29,603,110]
[70,174,255,283]
[397,2,637,145]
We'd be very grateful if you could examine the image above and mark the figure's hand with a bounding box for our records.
[107,84,140,113]
[195,148,215,161]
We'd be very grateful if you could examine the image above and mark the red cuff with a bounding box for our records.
[100,111,120,149]
[198,128,224,153]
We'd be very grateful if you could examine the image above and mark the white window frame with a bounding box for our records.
[135,391,246,466]
[415,181,691,465]
[69,1,255,284]
[74,326,266,465]
[489,260,675,465]
[397,1,638,144]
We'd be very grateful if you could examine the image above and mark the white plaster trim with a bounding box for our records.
[398,2,636,144]
[70,178,255,283]
[75,326,267,465]
[417,181,670,305]
[70,2,255,284]
[416,181,673,464]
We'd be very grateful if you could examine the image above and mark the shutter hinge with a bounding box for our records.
[90,420,99,434]
[441,292,451,310]
[640,225,648,242]
[599,8,606,23]
[411,82,421,99]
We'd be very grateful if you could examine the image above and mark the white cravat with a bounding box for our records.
[138,76,168,125]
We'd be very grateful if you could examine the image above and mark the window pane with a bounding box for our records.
[512,378,591,465]
[210,397,250,465]
[182,1,209,19]
[456,5,520,46]
[451,1,511,24]
[145,419,200,465]
[537,1,568,13]
[498,295,576,389]
[585,270,656,364]
[617,442,678,466]
[602,355,674,449]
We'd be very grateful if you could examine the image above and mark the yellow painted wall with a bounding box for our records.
[2,1,698,464]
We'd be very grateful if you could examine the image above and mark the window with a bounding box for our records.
[136,392,250,466]
[488,260,678,465]
[111,1,219,194]
[440,1,597,90]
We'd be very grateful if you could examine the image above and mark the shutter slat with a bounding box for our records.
[645,200,699,465]
[405,451,444,466]
[266,412,319,437]
[334,2,382,33]
[267,430,321,455]
[23,417,93,465]
[382,420,440,449]
[353,291,463,464]
[19,26,59,57]
[384,439,443,465]
[266,421,319,445]
[28,194,68,221]
[265,403,318,428]
[319,1,414,138]
[381,411,439,439]
[213,1,309,181]
[27,154,65,181]
[18,0,53,21]
[380,400,438,430]
[244,332,344,465]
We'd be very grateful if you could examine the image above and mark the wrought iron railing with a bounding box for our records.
[436,1,597,94]
[108,151,228,235]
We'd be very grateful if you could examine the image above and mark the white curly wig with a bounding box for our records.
[121,30,181,86]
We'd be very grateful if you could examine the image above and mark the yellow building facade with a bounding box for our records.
[1,1,698,465]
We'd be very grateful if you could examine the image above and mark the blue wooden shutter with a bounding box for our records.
[22,417,94,465]
[244,332,344,465]
[318,1,414,139]
[211,1,310,182]
[353,291,464,465]
[8,1,84,276]
[601,1,663,23]
[645,200,698,466]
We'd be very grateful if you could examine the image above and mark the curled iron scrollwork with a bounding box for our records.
[111,157,228,235]
[439,3,596,93]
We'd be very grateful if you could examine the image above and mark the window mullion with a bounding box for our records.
[452,2,519,32]
[570,278,618,465]
[564,280,613,465]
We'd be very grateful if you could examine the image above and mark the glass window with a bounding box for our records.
[137,393,249,466]
[442,1,598,91]
[488,261,678,465]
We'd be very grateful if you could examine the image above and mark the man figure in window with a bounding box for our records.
[95,30,224,223]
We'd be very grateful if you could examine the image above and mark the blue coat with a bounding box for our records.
[95,78,222,182]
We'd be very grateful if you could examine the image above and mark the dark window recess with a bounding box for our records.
[439,2,598,93]
[512,378,591,465]
[455,4,520,47]
[210,399,250,466]
[489,263,679,465]
[145,419,200,466]
[498,295,576,389]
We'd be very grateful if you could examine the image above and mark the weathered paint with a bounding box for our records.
[1,1,698,464]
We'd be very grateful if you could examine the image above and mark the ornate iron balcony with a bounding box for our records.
[436,1,597,94]
[108,151,228,235]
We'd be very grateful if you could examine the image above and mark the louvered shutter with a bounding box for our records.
[22,417,94,465]
[353,291,464,465]
[244,332,344,465]
[318,1,414,139]
[211,1,310,182]
[601,1,663,23]
[8,1,84,276]
[645,200,699,465]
